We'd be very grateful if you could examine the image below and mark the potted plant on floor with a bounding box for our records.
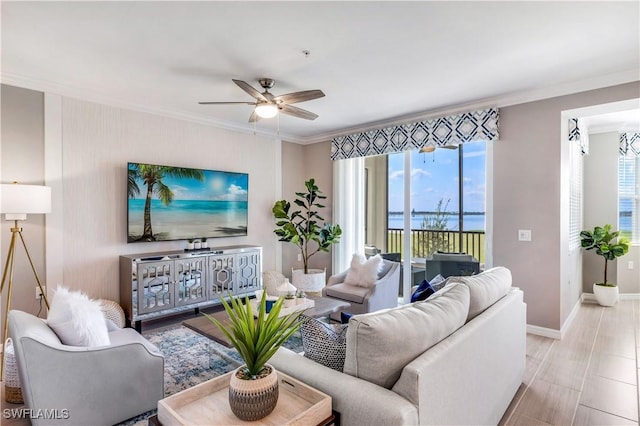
[203,292,302,421]
[272,178,342,292]
[580,224,630,307]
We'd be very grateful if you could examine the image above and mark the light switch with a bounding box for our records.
[518,229,532,241]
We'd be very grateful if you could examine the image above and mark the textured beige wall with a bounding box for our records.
[58,98,280,301]
[1,85,47,327]
[280,141,305,278]
[494,82,640,330]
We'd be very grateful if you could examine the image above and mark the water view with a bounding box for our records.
[388,212,485,232]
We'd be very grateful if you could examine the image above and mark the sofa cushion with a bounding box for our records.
[343,282,470,389]
[325,283,370,304]
[47,287,110,347]
[447,267,512,321]
[299,316,348,371]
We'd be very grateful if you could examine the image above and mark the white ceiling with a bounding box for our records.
[2,1,639,143]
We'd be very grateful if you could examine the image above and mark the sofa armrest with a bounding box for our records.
[271,347,418,426]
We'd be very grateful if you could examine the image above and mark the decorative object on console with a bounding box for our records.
[127,162,248,242]
[299,315,348,372]
[201,237,208,248]
[204,292,303,421]
[0,182,51,380]
[186,239,195,250]
[272,178,342,292]
[580,224,630,306]
[296,290,307,305]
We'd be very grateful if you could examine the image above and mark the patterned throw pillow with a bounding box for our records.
[299,316,348,371]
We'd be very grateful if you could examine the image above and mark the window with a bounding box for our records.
[386,141,486,262]
[569,139,583,249]
[619,155,638,243]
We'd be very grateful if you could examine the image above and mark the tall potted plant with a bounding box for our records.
[272,178,342,292]
[580,224,630,306]
[204,292,302,421]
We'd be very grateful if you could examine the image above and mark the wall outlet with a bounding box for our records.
[297,254,302,262]
[35,286,45,299]
[518,229,532,241]
[628,261,634,270]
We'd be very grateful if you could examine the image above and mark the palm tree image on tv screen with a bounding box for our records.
[127,163,249,242]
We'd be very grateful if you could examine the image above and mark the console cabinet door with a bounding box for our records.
[174,256,208,307]
[234,250,261,295]
[136,260,174,315]
[208,254,235,299]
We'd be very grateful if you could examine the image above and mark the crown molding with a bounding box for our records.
[3,68,638,146]
[0,72,301,143]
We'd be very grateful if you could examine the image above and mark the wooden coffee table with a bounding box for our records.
[183,296,350,348]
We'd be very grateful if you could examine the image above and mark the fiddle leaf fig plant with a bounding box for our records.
[580,224,630,287]
[272,178,342,274]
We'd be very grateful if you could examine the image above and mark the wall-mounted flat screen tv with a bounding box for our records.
[127,162,248,242]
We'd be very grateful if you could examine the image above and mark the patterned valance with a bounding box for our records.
[330,108,499,160]
[568,118,589,155]
[620,132,640,157]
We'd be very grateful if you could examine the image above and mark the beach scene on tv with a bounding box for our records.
[127,163,248,242]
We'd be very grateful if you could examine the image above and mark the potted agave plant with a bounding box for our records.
[580,224,630,307]
[204,292,302,421]
[272,178,342,292]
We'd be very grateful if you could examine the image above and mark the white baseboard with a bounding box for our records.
[526,324,562,340]
[582,293,640,301]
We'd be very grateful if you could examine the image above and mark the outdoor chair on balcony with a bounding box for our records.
[323,256,400,320]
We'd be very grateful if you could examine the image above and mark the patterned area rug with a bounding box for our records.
[118,323,303,425]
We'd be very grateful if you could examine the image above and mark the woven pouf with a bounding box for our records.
[4,338,23,404]
[98,299,125,328]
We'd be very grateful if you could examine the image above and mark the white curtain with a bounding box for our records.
[332,157,365,274]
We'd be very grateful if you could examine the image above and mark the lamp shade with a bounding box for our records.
[1,184,51,214]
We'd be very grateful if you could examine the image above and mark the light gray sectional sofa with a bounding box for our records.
[272,266,526,426]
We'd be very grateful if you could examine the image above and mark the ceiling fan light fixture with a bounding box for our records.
[255,103,278,118]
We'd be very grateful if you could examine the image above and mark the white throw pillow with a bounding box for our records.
[47,287,110,347]
[344,253,366,286]
[343,254,383,288]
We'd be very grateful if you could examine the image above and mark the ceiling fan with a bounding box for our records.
[199,78,325,122]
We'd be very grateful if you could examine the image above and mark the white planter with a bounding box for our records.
[194,241,202,249]
[593,283,619,307]
[291,268,326,292]
[186,243,194,250]
[201,241,208,248]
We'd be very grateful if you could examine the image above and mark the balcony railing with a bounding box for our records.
[387,228,485,263]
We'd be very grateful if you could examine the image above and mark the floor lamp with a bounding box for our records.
[0,183,51,380]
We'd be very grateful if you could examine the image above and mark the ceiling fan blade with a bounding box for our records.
[198,101,256,105]
[274,90,325,105]
[233,79,267,102]
[248,111,261,123]
[279,104,319,120]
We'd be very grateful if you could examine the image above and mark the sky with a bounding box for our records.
[130,165,248,202]
[387,141,486,213]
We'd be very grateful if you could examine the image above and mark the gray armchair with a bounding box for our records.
[323,259,400,320]
[8,310,164,426]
